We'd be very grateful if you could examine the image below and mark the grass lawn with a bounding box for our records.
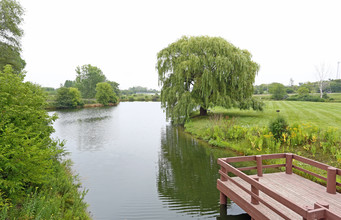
[207,101,341,130]
[328,93,341,101]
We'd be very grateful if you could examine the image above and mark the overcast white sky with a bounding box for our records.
[21,0,341,90]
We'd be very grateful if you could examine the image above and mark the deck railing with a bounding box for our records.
[217,153,341,220]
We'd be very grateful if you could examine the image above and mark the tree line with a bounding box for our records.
[53,64,120,108]
[255,79,341,101]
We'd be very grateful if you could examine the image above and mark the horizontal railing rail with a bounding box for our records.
[218,153,341,220]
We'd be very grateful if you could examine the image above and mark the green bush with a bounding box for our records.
[269,116,288,140]
[96,82,118,105]
[55,87,83,108]
[286,94,325,102]
[95,82,118,105]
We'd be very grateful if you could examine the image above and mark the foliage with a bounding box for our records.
[297,87,310,96]
[120,86,159,95]
[269,83,287,100]
[0,65,59,198]
[269,116,288,140]
[63,80,75,88]
[0,65,89,218]
[76,64,106,98]
[185,112,341,167]
[55,87,83,108]
[286,87,295,94]
[157,36,260,124]
[329,79,341,93]
[0,0,26,73]
[286,94,325,102]
[95,82,118,105]
[120,93,160,102]
[107,80,120,96]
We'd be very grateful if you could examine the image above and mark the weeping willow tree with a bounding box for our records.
[156,36,261,124]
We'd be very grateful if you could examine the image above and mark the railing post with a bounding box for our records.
[327,167,337,194]
[286,153,293,174]
[256,155,263,177]
[220,166,227,205]
[251,177,259,205]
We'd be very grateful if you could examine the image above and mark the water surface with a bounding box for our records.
[51,102,249,219]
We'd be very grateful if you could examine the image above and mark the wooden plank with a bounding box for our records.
[218,154,341,219]
[261,153,286,160]
[238,166,257,171]
[337,169,341,176]
[218,179,278,220]
[221,161,308,217]
[257,173,341,217]
[224,153,286,163]
[225,155,256,163]
[238,164,285,171]
[292,165,327,182]
[293,155,329,171]
[263,164,285,169]
[221,173,291,220]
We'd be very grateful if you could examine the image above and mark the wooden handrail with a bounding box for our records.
[221,153,341,189]
[292,165,327,182]
[218,171,290,220]
[218,158,308,217]
[218,153,341,219]
[224,153,286,163]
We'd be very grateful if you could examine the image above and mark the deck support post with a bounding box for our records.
[285,153,293,174]
[256,155,263,177]
[327,167,337,194]
[220,166,228,205]
[219,204,227,217]
[220,192,227,205]
[251,177,259,205]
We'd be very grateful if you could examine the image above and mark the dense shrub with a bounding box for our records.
[286,94,325,102]
[55,87,83,108]
[95,82,118,105]
[269,116,288,140]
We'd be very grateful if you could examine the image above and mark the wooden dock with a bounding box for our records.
[217,153,341,220]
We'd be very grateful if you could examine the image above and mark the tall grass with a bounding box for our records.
[0,160,90,220]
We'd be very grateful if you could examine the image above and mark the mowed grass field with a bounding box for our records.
[209,101,341,130]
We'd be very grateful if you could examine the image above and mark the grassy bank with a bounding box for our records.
[197,101,341,130]
[185,101,341,168]
[1,160,90,219]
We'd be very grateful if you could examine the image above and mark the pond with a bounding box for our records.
[51,102,249,219]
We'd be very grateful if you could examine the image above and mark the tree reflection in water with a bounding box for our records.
[157,125,250,219]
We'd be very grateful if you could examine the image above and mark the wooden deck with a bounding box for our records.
[217,153,341,220]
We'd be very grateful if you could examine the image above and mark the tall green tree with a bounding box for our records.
[269,83,287,100]
[107,80,120,96]
[156,36,260,124]
[95,82,118,105]
[63,80,75,88]
[75,64,106,98]
[0,0,26,73]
